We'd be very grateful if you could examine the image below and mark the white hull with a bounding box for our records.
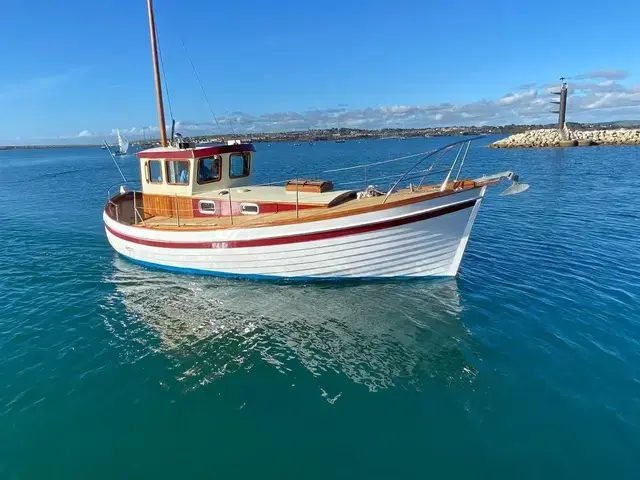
[104,187,486,280]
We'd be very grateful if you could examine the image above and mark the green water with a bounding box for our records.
[1,138,639,478]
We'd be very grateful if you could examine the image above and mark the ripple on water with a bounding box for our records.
[2,143,640,478]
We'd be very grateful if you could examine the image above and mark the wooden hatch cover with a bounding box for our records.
[285,179,334,193]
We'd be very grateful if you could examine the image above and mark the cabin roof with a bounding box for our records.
[137,143,256,159]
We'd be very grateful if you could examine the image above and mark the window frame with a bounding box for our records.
[147,160,163,184]
[240,203,259,215]
[197,155,222,185]
[198,200,217,215]
[165,159,191,186]
[229,153,251,179]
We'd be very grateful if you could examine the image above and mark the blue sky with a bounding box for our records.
[2,0,640,144]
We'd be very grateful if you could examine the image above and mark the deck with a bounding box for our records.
[119,181,477,231]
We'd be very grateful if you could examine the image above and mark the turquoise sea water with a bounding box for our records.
[1,137,639,478]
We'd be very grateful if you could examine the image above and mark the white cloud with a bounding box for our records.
[9,68,640,146]
[498,90,537,106]
[583,92,640,110]
[143,78,640,134]
[110,125,162,136]
[381,105,414,114]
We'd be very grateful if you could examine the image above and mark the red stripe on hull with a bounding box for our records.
[105,198,478,250]
[190,198,318,218]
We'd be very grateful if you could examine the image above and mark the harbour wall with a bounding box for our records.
[490,128,640,148]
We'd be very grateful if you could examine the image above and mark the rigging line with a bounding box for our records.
[323,149,437,173]
[104,141,127,183]
[179,36,230,138]
[155,25,174,123]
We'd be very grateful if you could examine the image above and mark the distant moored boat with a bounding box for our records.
[114,129,129,156]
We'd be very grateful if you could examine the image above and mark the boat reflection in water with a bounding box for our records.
[103,257,479,392]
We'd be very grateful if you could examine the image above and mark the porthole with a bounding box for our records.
[198,200,216,215]
[240,203,259,215]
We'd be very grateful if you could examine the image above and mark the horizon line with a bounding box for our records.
[3,120,640,148]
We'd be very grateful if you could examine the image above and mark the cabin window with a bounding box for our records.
[198,200,216,215]
[240,203,259,215]
[166,160,190,185]
[147,160,163,183]
[197,156,221,184]
[229,153,250,178]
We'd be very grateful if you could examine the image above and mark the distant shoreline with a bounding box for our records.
[0,144,99,150]
[2,121,638,149]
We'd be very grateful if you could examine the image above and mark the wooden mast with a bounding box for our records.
[146,0,168,147]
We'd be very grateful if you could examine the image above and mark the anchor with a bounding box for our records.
[474,171,530,196]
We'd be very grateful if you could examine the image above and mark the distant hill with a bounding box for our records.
[598,120,640,127]
[563,120,640,130]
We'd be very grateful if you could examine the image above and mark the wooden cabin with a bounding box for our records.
[126,142,355,226]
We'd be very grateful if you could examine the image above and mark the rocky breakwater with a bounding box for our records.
[490,128,640,148]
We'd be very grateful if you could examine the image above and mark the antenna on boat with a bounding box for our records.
[225,111,238,137]
[146,0,168,147]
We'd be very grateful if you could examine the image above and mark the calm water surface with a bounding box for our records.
[1,137,639,478]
